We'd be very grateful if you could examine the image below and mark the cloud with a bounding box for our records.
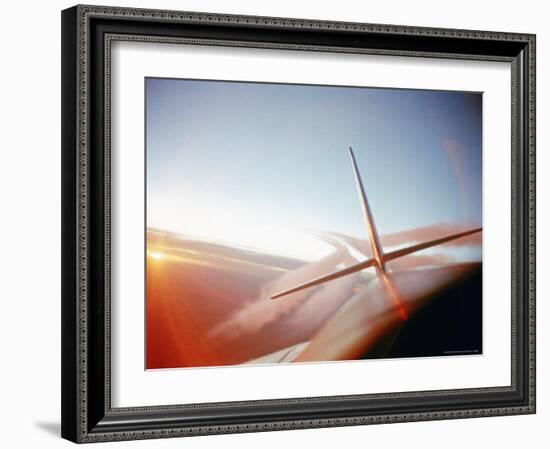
[209,238,360,342]
[386,253,453,271]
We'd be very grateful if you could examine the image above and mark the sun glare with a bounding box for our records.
[149,251,164,261]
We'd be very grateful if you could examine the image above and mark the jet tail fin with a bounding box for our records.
[348,147,386,271]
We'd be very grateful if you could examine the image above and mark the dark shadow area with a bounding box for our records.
[366,268,482,359]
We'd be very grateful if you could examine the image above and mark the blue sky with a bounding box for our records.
[146,78,482,261]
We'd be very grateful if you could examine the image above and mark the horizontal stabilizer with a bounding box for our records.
[271,257,376,299]
[384,227,482,262]
[271,227,481,300]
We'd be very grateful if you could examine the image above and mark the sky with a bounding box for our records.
[146,78,482,262]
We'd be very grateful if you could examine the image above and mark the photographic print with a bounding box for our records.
[145,78,483,369]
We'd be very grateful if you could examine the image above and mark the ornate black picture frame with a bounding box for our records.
[61,4,536,443]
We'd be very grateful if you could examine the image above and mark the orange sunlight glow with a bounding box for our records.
[149,251,164,261]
